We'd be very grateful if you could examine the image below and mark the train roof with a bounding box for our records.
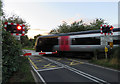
[38,28,120,38]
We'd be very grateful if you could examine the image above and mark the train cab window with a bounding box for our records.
[72,37,100,45]
[37,38,43,45]
[37,38,58,45]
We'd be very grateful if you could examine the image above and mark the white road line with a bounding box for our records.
[42,57,109,84]
[37,67,64,72]
[71,59,120,72]
[31,70,38,83]
[32,66,46,84]
[85,62,120,72]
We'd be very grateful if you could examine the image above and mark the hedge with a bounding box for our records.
[2,29,22,84]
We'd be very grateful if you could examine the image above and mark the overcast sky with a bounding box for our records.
[3,0,119,38]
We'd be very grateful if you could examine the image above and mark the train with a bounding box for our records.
[35,28,120,57]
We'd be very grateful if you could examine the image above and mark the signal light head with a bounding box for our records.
[104,25,106,27]
[17,25,22,30]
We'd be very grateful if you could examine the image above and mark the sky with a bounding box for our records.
[3,0,119,38]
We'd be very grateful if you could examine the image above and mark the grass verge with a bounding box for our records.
[23,47,35,50]
[6,56,35,83]
[89,58,120,70]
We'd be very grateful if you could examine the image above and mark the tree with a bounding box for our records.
[87,18,106,30]
[70,20,86,32]
[49,29,59,34]
[34,34,42,39]
[49,18,106,34]
[21,35,32,47]
[58,22,70,33]
[49,22,70,34]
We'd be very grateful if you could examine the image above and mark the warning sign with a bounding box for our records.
[105,46,108,53]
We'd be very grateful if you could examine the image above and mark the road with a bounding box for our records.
[23,50,120,84]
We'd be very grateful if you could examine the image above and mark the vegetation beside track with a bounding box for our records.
[90,47,120,70]
[90,58,120,70]
[6,57,35,83]
[2,30,35,84]
[23,47,35,50]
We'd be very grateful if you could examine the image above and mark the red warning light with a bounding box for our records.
[17,25,22,30]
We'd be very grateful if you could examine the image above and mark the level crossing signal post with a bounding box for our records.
[4,22,25,40]
[100,25,114,59]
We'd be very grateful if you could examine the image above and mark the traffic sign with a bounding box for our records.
[109,42,113,49]
[105,46,108,53]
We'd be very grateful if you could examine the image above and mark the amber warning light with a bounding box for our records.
[110,26,113,30]
[17,25,22,30]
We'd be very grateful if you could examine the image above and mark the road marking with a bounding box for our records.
[37,60,43,62]
[66,60,84,66]
[43,63,56,69]
[67,58,72,60]
[70,61,80,65]
[37,67,64,72]
[42,57,109,84]
[28,57,39,70]
[69,61,84,65]
[56,58,61,60]
[32,66,46,84]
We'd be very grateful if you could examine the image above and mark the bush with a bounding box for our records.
[111,47,120,69]
[2,29,22,84]
[90,46,120,70]
[112,47,120,58]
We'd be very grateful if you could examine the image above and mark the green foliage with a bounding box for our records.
[70,20,86,32]
[88,18,106,30]
[90,59,119,70]
[23,47,35,50]
[17,57,35,82]
[111,47,120,59]
[90,47,120,70]
[7,57,35,83]
[2,29,22,84]
[58,22,70,33]
[21,35,33,48]
[20,34,41,48]
[49,18,106,34]
[0,0,3,16]
[26,34,42,48]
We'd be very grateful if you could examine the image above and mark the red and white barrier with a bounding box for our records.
[23,51,57,56]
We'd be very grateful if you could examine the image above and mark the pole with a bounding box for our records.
[105,51,107,59]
